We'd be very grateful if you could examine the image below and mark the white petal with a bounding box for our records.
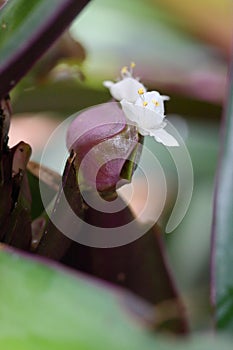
[103,80,114,88]
[120,100,143,125]
[121,100,164,130]
[138,127,150,136]
[135,91,165,114]
[110,78,146,102]
[152,128,179,147]
[161,95,170,101]
[140,108,164,130]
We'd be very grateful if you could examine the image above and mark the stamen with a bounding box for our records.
[143,101,148,107]
[129,61,136,75]
[130,62,136,69]
[121,66,128,75]
[138,88,145,95]
[152,99,159,107]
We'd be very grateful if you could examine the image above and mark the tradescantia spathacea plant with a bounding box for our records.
[0,0,233,349]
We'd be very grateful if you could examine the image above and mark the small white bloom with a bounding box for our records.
[120,90,178,147]
[103,63,146,103]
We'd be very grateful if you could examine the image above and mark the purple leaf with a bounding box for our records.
[210,61,233,329]
[35,152,84,260]
[0,0,90,98]
[0,141,32,250]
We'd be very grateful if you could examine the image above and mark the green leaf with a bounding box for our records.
[0,0,89,98]
[12,80,109,115]
[0,247,233,349]
[0,246,157,350]
[211,65,233,329]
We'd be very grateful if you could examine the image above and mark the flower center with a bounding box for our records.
[137,91,161,110]
[138,88,145,95]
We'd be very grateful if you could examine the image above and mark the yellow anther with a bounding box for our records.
[152,99,159,106]
[143,101,148,107]
[121,66,128,74]
[130,61,136,68]
[138,88,145,95]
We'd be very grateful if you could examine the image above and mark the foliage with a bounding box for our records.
[0,0,233,348]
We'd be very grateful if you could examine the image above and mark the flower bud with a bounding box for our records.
[66,102,142,192]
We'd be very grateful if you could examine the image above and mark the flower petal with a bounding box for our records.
[121,99,164,129]
[110,77,146,102]
[137,127,150,136]
[152,129,179,147]
[135,91,166,115]
[103,80,114,88]
[120,99,139,123]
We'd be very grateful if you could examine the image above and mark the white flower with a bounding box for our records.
[120,90,178,147]
[103,62,146,103]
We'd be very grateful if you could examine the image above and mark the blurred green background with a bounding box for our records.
[8,0,232,331]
